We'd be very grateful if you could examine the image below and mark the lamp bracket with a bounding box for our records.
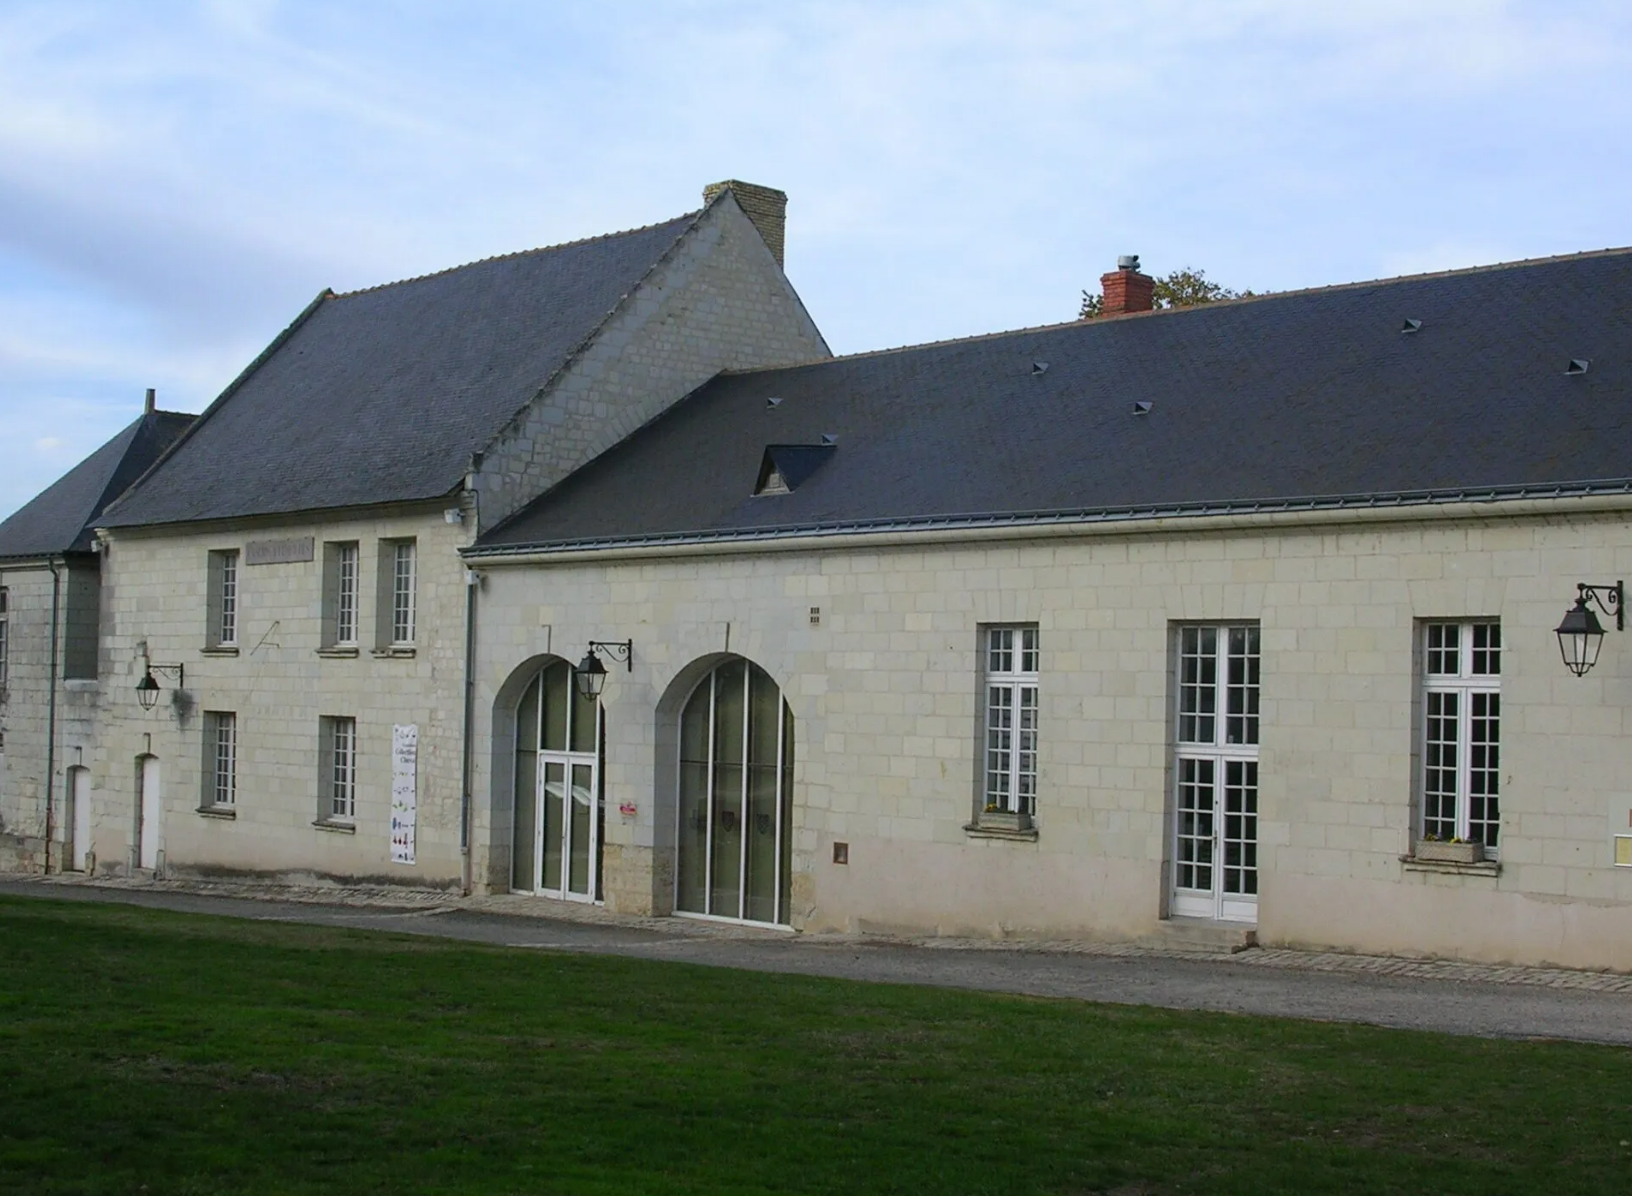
[148,662,186,686]
[587,640,633,671]
[1578,581,1624,632]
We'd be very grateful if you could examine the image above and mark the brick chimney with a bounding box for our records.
[703,179,787,267]
[1099,254,1155,316]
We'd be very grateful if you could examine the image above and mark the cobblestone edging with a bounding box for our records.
[20,872,1632,993]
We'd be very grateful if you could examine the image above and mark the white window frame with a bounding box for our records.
[323,541,361,648]
[321,716,357,822]
[390,540,415,646]
[1420,621,1501,852]
[208,550,239,648]
[0,586,8,692]
[1172,624,1261,922]
[982,626,1039,817]
[204,711,237,809]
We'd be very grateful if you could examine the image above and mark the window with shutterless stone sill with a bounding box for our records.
[971,626,1039,836]
[1415,621,1500,865]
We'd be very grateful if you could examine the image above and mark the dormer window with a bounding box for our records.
[753,443,836,497]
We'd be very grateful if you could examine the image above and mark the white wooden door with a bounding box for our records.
[138,756,161,870]
[69,767,91,872]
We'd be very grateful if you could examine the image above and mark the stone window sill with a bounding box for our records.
[201,646,240,657]
[964,818,1039,842]
[316,646,360,659]
[370,646,416,658]
[1400,855,1500,877]
[196,805,237,820]
[312,819,356,834]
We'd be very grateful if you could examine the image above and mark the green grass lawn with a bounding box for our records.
[0,897,1629,1195]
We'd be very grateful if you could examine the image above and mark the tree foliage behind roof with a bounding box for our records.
[1079,266,1254,319]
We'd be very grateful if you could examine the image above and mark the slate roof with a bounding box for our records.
[0,409,194,560]
[476,248,1632,554]
[101,213,703,527]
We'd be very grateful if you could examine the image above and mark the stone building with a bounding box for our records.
[85,181,826,890]
[463,250,1632,969]
[0,395,192,871]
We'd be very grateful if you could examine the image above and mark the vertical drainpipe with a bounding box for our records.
[459,464,481,897]
[43,558,61,874]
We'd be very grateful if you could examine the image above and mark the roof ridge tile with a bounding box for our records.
[332,210,703,299]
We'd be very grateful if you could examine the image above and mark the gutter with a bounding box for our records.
[463,482,1632,567]
[42,559,60,874]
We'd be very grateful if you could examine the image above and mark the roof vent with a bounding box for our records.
[1132,401,1153,416]
[1566,359,1590,375]
[1031,361,1049,375]
[1117,255,1141,271]
[1401,319,1422,334]
[766,396,783,409]
[821,433,838,446]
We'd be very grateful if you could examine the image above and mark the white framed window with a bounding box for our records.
[203,711,237,808]
[207,550,239,648]
[1421,621,1500,851]
[983,626,1039,817]
[388,540,415,645]
[1172,625,1261,921]
[322,541,360,647]
[0,586,9,691]
[321,716,357,822]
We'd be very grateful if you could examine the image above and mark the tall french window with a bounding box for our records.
[984,627,1039,816]
[322,716,357,821]
[1421,622,1500,851]
[1172,625,1260,922]
[391,541,416,645]
[203,712,237,809]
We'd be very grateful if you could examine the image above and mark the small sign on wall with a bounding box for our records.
[1615,836,1632,868]
[1609,799,1632,868]
[391,724,418,866]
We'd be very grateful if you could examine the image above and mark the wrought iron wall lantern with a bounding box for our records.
[136,661,185,710]
[1555,581,1623,677]
[574,640,633,700]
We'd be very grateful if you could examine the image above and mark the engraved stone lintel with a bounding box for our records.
[245,537,315,566]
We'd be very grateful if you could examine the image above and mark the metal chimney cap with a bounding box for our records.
[1117,254,1141,271]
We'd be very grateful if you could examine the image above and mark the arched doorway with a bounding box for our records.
[675,657,793,925]
[512,659,603,901]
[136,755,161,871]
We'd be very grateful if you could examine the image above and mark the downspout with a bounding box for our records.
[460,573,477,896]
[459,472,480,896]
[42,559,60,874]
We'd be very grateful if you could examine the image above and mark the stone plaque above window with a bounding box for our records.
[245,537,315,566]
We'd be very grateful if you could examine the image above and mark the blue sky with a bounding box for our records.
[3,1,1630,519]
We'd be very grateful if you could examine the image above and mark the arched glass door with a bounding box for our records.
[512,660,602,901]
[676,658,793,925]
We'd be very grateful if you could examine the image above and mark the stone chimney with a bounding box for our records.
[1099,254,1155,316]
[144,387,156,415]
[703,180,787,267]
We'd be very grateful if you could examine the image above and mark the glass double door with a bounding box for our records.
[1171,625,1260,924]
[513,661,601,902]
[1172,754,1258,922]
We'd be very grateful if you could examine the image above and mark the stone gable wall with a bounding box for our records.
[474,195,828,529]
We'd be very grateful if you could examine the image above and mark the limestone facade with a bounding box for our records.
[0,560,102,872]
[94,504,473,887]
[470,498,1632,970]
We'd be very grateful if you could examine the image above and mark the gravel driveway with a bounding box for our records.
[7,875,1632,1046]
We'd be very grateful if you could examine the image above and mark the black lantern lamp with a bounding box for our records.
[1556,581,1623,677]
[574,640,632,700]
[136,661,185,710]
